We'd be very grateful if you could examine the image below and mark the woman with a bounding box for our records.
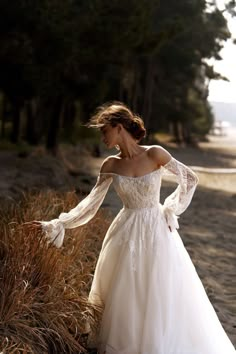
[38,102,236,353]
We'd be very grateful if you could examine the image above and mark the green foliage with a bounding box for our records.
[0,0,234,148]
[144,0,232,141]
[188,89,214,136]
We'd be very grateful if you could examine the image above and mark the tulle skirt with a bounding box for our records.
[88,205,236,354]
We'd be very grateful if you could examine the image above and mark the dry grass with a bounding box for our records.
[0,191,110,353]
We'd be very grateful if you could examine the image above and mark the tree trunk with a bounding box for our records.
[172,120,182,144]
[35,97,50,140]
[132,61,141,112]
[182,121,193,145]
[62,100,76,133]
[46,96,63,155]
[11,101,21,143]
[25,100,38,145]
[142,56,155,134]
[1,93,7,138]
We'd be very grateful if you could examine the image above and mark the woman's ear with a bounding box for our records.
[117,123,122,133]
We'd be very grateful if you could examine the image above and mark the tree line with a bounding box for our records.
[0,0,235,152]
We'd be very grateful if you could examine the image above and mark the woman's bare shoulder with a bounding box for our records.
[100,155,120,173]
[146,145,172,166]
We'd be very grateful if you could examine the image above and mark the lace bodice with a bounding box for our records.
[110,169,161,209]
[40,157,198,247]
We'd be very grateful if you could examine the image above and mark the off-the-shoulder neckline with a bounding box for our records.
[99,167,162,179]
[99,157,173,179]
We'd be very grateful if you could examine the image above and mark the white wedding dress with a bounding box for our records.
[41,157,236,354]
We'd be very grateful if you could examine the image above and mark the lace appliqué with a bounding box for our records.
[113,169,161,210]
[114,207,160,272]
[40,173,113,247]
[161,157,199,231]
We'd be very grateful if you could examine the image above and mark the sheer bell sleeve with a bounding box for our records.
[40,173,113,248]
[161,157,199,232]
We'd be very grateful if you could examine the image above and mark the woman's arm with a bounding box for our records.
[39,161,113,247]
[149,146,199,231]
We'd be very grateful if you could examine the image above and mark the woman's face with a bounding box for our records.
[100,124,119,148]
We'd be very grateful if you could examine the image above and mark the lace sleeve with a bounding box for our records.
[40,173,113,248]
[161,157,199,231]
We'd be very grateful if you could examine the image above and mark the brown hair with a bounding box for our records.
[87,101,146,142]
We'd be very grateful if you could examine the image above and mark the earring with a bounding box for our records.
[115,144,120,150]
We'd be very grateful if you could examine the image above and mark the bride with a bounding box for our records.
[36,102,236,353]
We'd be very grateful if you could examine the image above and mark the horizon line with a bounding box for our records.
[209,100,236,104]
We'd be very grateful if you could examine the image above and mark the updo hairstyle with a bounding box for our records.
[87,101,146,142]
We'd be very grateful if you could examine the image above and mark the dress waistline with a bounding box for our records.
[122,204,160,211]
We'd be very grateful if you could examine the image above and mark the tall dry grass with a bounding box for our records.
[0,191,110,353]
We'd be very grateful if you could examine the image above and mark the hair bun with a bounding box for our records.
[88,101,146,142]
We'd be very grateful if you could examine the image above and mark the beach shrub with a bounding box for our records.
[0,191,110,353]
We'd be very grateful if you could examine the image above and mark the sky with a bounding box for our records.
[207,1,236,103]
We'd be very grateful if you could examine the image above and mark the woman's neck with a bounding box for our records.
[118,141,145,160]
